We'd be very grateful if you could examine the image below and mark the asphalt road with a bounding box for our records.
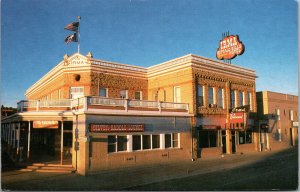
[1,146,298,191]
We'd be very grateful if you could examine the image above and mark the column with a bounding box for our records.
[27,121,31,160]
[226,129,231,154]
[17,123,21,155]
[160,134,165,149]
[127,135,132,152]
[61,121,64,165]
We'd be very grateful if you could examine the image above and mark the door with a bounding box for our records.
[222,130,226,153]
[231,131,236,153]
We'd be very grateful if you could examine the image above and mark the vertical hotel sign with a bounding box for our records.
[216,35,245,60]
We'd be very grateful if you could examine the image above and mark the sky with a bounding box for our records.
[1,0,298,107]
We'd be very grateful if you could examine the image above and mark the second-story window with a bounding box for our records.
[217,88,223,108]
[197,85,204,106]
[208,87,214,105]
[99,88,108,97]
[239,91,244,107]
[174,86,181,103]
[231,90,236,109]
[120,90,128,99]
[135,91,142,100]
[247,92,252,110]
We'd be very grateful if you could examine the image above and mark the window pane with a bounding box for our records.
[120,90,127,99]
[197,85,204,106]
[239,131,246,144]
[165,134,171,148]
[133,135,141,150]
[209,131,217,147]
[108,136,116,153]
[152,135,160,149]
[246,131,252,143]
[208,87,214,105]
[239,91,243,107]
[99,88,107,97]
[231,90,235,108]
[218,88,223,108]
[198,131,209,148]
[172,133,179,148]
[117,136,127,152]
[142,135,151,149]
[135,91,141,100]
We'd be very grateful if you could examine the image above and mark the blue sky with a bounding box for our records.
[1,0,298,107]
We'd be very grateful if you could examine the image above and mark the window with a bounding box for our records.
[231,90,236,108]
[108,136,117,153]
[247,92,252,110]
[152,135,160,149]
[117,136,127,152]
[276,109,280,120]
[132,135,141,150]
[70,87,84,99]
[142,135,151,150]
[239,91,243,107]
[135,91,142,100]
[239,131,252,144]
[172,133,179,148]
[198,130,219,148]
[165,134,172,148]
[289,110,294,121]
[120,90,128,99]
[197,85,204,106]
[208,87,214,105]
[99,88,108,97]
[174,86,181,103]
[217,88,223,108]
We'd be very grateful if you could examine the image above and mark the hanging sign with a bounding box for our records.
[33,121,59,129]
[229,112,245,124]
[89,124,145,133]
[216,35,245,60]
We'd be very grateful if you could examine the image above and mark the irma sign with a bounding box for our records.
[216,35,245,60]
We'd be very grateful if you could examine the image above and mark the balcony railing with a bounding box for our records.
[17,97,189,114]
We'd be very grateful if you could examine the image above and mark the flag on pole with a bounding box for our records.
[64,22,79,31]
[65,33,78,44]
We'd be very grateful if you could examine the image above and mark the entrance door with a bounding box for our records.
[231,131,236,153]
[222,130,226,153]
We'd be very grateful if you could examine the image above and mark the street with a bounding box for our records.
[1,147,298,191]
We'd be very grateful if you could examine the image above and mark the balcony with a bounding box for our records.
[17,97,190,115]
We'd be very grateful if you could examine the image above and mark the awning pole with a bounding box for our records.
[61,120,64,165]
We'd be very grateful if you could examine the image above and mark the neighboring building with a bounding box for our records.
[2,52,257,175]
[256,91,298,150]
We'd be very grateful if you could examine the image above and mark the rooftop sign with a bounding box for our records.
[216,35,245,60]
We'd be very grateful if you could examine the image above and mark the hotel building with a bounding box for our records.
[2,52,258,175]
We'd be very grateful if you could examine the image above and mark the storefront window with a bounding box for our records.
[239,131,252,144]
[142,135,151,150]
[108,135,116,153]
[132,135,141,150]
[152,135,160,149]
[198,130,218,148]
[117,136,127,152]
[172,133,179,148]
[165,134,171,148]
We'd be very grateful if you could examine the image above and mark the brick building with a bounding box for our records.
[256,91,298,150]
[2,52,258,175]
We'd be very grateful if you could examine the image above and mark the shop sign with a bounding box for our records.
[89,124,145,133]
[216,35,245,60]
[33,121,58,129]
[229,112,245,123]
[292,121,298,127]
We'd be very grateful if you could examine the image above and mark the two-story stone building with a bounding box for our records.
[2,52,257,175]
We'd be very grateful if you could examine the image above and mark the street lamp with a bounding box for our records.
[72,108,79,172]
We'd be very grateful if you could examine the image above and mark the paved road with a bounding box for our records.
[1,147,298,191]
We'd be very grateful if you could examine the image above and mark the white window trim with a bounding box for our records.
[135,91,142,100]
[99,88,108,97]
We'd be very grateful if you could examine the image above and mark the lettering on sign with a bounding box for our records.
[33,121,59,129]
[89,124,145,133]
[216,35,245,60]
[229,112,245,123]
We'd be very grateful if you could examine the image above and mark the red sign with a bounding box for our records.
[89,124,145,133]
[229,112,245,123]
[33,121,58,129]
[216,35,245,60]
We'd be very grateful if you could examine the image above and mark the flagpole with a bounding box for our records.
[77,16,81,53]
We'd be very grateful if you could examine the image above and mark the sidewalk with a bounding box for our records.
[2,147,297,191]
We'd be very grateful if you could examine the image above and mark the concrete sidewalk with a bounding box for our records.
[1,147,297,191]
